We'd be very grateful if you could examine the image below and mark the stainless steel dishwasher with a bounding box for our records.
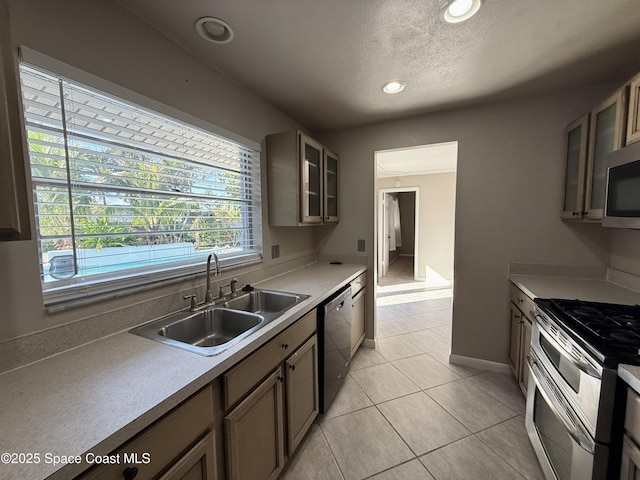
[318,285,352,413]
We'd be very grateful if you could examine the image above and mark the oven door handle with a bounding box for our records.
[535,314,601,379]
[527,355,596,454]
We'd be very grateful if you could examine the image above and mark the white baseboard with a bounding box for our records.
[448,353,511,374]
[362,338,376,349]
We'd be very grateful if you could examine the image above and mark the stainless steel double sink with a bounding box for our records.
[130,289,309,356]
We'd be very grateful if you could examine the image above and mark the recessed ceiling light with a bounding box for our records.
[443,0,482,23]
[382,81,406,94]
[195,17,234,44]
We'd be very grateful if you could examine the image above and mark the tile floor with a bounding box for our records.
[279,261,545,480]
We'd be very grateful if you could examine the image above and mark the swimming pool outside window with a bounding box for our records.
[19,64,262,306]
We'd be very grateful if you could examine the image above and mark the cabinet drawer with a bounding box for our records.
[510,283,535,320]
[223,309,317,410]
[79,386,214,480]
[351,272,366,296]
[626,389,640,445]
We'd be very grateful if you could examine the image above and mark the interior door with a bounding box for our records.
[378,193,392,278]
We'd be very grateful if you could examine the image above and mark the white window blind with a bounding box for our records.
[19,64,262,306]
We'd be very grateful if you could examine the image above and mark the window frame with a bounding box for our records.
[18,48,263,308]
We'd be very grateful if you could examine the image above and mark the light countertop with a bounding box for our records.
[510,274,640,305]
[0,262,365,480]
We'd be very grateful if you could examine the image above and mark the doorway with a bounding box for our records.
[375,141,457,291]
[378,188,418,284]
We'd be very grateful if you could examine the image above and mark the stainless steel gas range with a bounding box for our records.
[526,298,640,480]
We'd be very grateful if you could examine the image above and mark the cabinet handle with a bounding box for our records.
[282,343,289,349]
[289,364,296,371]
[277,375,284,382]
[123,467,139,480]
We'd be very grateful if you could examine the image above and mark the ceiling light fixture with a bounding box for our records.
[382,81,406,94]
[195,17,234,44]
[443,0,482,23]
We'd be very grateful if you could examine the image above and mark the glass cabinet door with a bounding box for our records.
[299,133,323,223]
[585,88,627,219]
[323,150,339,223]
[561,114,589,219]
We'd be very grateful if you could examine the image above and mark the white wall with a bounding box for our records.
[318,87,614,364]
[379,173,456,281]
[0,0,319,343]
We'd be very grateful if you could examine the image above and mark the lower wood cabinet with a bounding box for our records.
[78,386,216,480]
[158,433,217,480]
[285,336,319,455]
[224,369,285,480]
[509,283,534,397]
[223,311,319,480]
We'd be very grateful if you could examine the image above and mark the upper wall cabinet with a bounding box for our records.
[266,131,339,226]
[584,88,627,219]
[627,72,640,145]
[0,3,31,241]
[561,113,589,219]
[562,87,627,222]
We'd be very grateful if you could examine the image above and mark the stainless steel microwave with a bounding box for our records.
[603,140,640,228]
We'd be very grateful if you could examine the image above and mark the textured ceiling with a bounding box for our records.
[115,0,640,132]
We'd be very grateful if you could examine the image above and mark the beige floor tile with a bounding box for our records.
[392,354,461,389]
[398,330,448,353]
[426,348,483,378]
[320,375,373,421]
[375,336,424,361]
[420,436,525,480]
[426,379,518,432]
[368,459,435,480]
[350,362,420,404]
[320,407,414,480]
[377,317,424,338]
[430,324,451,340]
[378,392,470,455]
[350,346,387,370]
[280,424,344,480]
[466,371,526,414]
[475,416,545,480]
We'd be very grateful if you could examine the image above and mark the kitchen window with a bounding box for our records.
[18,62,262,307]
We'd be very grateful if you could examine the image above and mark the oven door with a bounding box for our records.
[531,313,604,439]
[526,350,609,480]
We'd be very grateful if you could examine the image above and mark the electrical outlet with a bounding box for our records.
[271,244,280,259]
[357,239,365,252]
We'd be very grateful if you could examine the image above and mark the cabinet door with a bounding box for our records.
[585,88,627,219]
[158,433,217,480]
[627,74,640,146]
[350,288,366,358]
[518,318,532,396]
[225,369,285,480]
[323,150,339,223]
[285,335,319,456]
[0,2,31,241]
[620,434,640,480]
[509,304,522,379]
[299,133,323,224]
[561,114,589,219]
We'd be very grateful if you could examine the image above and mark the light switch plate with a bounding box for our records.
[271,244,280,258]
[357,239,365,252]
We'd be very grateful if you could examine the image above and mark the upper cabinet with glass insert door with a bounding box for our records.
[267,130,339,226]
[584,88,627,220]
[323,149,339,223]
[626,72,640,146]
[561,114,589,219]
[561,88,627,221]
